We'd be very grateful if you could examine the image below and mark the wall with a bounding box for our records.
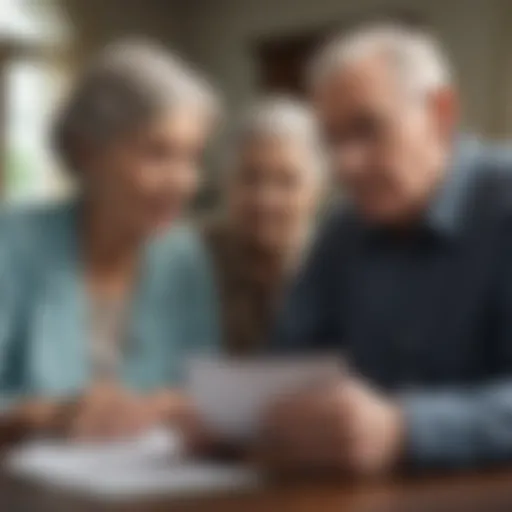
[170,0,512,139]
[60,0,182,69]
[501,0,512,137]
[23,0,185,200]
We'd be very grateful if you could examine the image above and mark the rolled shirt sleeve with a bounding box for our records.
[400,223,512,469]
[401,381,512,468]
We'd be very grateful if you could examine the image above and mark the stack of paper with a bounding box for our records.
[6,357,339,500]
[6,428,260,500]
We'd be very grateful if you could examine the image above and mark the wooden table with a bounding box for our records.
[2,469,512,511]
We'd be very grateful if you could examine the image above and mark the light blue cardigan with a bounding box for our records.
[0,201,220,407]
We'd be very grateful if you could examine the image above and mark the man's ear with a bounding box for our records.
[432,86,459,140]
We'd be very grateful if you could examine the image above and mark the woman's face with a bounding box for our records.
[84,108,211,237]
[229,136,321,252]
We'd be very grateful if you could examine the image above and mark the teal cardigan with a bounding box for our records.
[0,201,220,407]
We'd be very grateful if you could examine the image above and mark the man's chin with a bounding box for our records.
[360,205,412,228]
[250,231,288,253]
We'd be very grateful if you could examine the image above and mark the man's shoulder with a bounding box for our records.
[304,203,361,266]
[470,139,512,185]
[469,140,512,217]
[315,203,360,243]
[476,140,512,170]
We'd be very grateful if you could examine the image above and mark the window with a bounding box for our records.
[0,0,70,203]
[5,59,62,202]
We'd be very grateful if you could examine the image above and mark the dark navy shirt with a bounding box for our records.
[274,137,512,468]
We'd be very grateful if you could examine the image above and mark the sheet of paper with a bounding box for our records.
[188,357,341,440]
[8,427,183,478]
[6,428,260,501]
[62,462,260,500]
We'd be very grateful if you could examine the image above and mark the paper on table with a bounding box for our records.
[6,427,260,500]
[61,462,260,500]
[7,427,182,481]
[188,357,341,440]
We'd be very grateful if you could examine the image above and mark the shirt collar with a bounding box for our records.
[357,135,481,243]
[425,135,481,237]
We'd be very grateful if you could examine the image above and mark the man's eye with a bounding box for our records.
[350,116,380,140]
[238,168,261,185]
[324,128,346,148]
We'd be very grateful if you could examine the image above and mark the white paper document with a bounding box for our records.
[188,357,341,440]
[6,428,260,500]
[8,427,182,478]
[6,357,339,500]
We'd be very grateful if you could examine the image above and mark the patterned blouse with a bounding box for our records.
[202,220,295,356]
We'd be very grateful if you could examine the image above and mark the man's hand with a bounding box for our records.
[259,378,404,477]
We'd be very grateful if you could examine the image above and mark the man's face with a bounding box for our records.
[313,56,451,225]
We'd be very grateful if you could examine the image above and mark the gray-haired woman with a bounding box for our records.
[203,96,325,355]
[0,41,220,445]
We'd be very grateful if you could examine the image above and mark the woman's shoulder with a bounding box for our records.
[0,201,76,300]
[149,219,214,271]
[0,199,76,245]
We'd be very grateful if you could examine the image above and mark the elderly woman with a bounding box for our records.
[203,97,324,355]
[0,41,220,443]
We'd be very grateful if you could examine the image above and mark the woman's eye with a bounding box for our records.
[239,168,261,185]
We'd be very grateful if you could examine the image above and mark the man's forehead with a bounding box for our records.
[312,55,402,112]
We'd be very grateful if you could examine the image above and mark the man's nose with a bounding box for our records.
[254,188,283,211]
[163,165,195,191]
[333,144,368,178]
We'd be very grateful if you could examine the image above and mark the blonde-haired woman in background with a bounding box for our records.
[0,41,220,445]
[203,96,325,355]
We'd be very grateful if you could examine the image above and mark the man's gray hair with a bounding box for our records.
[234,95,326,178]
[53,39,219,171]
[308,22,452,95]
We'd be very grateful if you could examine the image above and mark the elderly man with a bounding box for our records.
[268,23,512,475]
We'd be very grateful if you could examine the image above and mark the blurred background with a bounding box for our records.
[1,0,511,205]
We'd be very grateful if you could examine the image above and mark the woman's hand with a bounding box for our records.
[146,389,215,454]
[58,384,215,449]
[1,384,214,451]
[2,383,172,443]
[0,399,63,449]
[55,383,160,440]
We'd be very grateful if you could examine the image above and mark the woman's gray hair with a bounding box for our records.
[233,95,326,179]
[53,39,220,171]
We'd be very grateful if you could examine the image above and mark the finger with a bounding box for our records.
[74,391,130,440]
[69,410,103,440]
[100,396,149,439]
